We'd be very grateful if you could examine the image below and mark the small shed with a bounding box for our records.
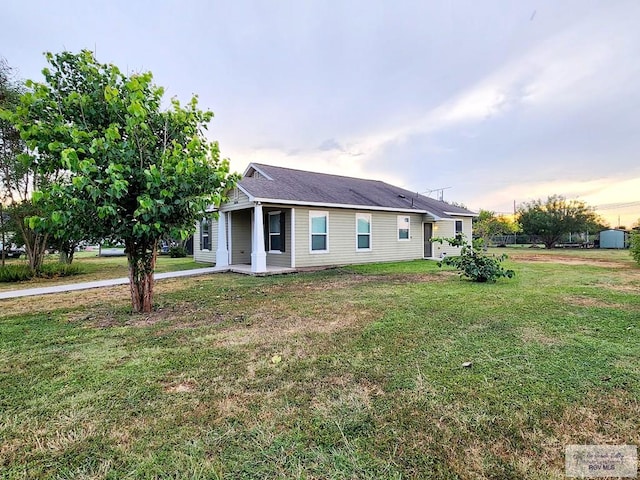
[599,229,629,249]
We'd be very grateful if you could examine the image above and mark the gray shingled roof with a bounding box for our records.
[238,163,476,219]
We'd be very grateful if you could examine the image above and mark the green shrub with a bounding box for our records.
[38,263,83,278]
[0,264,34,282]
[169,246,188,258]
[0,262,83,283]
[435,234,515,283]
[630,231,640,265]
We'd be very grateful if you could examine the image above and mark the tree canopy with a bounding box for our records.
[517,195,606,249]
[473,209,520,248]
[8,50,237,311]
[1,58,52,270]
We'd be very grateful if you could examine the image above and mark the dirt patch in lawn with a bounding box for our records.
[513,255,628,268]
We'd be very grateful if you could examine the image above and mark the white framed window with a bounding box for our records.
[356,213,371,250]
[268,211,283,252]
[397,215,410,240]
[200,217,211,250]
[455,220,463,234]
[310,211,328,252]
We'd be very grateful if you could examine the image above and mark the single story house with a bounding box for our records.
[194,163,477,273]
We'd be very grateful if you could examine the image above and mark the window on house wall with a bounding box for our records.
[397,215,410,240]
[268,211,284,252]
[455,220,463,234]
[356,213,371,250]
[310,211,328,252]
[200,217,211,250]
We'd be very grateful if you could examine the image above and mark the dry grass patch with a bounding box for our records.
[514,254,629,268]
[164,381,198,394]
[515,390,640,477]
[544,390,640,446]
[520,326,562,346]
[311,378,384,415]
[216,310,367,348]
[561,295,638,311]
[0,285,131,318]
[270,271,449,293]
[593,270,640,293]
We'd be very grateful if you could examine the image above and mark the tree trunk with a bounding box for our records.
[25,232,48,272]
[482,234,490,251]
[11,202,48,273]
[126,240,158,313]
[20,225,48,272]
[58,240,77,264]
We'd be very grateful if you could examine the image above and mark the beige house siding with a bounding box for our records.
[263,206,292,268]
[294,207,425,268]
[222,188,253,211]
[193,203,474,268]
[430,217,472,258]
[230,210,252,264]
[194,217,218,263]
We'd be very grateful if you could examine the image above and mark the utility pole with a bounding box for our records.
[513,200,517,246]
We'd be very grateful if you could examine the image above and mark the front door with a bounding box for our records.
[424,223,433,257]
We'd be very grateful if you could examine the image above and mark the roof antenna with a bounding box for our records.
[422,186,452,201]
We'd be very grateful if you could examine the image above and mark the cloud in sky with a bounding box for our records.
[2,0,639,226]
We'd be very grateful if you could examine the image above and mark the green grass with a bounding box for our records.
[0,250,638,479]
[0,254,206,291]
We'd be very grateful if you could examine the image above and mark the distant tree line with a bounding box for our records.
[474,195,608,249]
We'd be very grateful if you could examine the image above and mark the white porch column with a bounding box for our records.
[251,203,267,273]
[215,211,229,267]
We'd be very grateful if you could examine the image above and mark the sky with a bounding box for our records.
[2,0,639,227]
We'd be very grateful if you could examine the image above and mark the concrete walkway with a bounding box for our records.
[0,264,297,300]
[0,267,227,300]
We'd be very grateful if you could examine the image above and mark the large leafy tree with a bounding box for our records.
[0,58,51,270]
[473,209,520,249]
[518,195,605,249]
[9,51,237,312]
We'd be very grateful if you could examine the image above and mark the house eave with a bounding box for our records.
[256,197,429,214]
[232,196,442,215]
[443,211,478,217]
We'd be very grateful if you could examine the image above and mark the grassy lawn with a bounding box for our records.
[1,249,638,478]
[0,254,207,291]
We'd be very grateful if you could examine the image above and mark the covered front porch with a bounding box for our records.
[214,202,294,274]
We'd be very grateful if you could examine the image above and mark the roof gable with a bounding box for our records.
[237,163,476,218]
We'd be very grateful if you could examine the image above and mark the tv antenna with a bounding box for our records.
[422,186,452,202]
